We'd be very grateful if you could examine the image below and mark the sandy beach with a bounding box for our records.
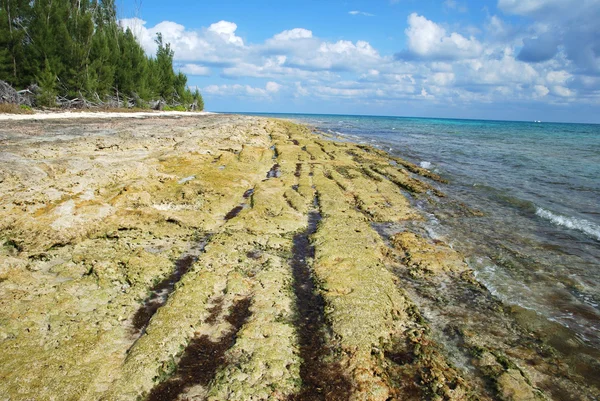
[0,113,597,400]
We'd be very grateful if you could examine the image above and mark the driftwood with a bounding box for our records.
[17,86,37,107]
[150,99,165,110]
[1,80,196,111]
[0,80,19,104]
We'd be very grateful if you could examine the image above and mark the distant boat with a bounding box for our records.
[534,120,542,123]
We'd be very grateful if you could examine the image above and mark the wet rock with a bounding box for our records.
[390,231,468,277]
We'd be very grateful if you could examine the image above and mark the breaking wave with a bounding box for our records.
[536,208,600,241]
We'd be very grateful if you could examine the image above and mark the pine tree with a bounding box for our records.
[114,27,148,103]
[154,33,176,102]
[193,88,204,111]
[88,0,118,98]
[36,58,57,106]
[28,0,71,93]
[0,0,205,110]
[0,0,31,87]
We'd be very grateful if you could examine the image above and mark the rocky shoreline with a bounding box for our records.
[0,114,597,400]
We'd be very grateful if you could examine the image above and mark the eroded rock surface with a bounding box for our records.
[0,115,597,401]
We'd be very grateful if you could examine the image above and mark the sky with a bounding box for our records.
[118,0,600,123]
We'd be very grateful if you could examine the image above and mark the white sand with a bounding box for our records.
[0,110,216,121]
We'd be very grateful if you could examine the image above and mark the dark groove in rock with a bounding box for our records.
[246,250,262,260]
[243,188,254,198]
[266,163,281,179]
[131,234,212,336]
[224,205,244,221]
[132,253,199,334]
[289,205,352,401]
[204,297,225,325]
[294,163,302,177]
[145,297,252,401]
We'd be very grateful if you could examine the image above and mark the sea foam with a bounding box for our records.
[536,208,600,241]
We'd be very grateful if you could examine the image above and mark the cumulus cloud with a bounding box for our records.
[269,33,383,72]
[180,64,211,76]
[118,18,245,65]
[399,13,483,60]
[207,21,244,47]
[499,0,600,75]
[122,8,599,114]
[534,84,550,97]
[553,85,575,97]
[203,82,281,98]
[266,81,282,93]
[273,28,313,41]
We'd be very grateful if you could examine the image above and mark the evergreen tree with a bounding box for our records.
[36,58,57,106]
[0,0,31,87]
[0,0,204,109]
[28,0,71,91]
[154,33,176,102]
[114,27,148,103]
[193,88,204,111]
[63,0,95,96]
[88,0,119,97]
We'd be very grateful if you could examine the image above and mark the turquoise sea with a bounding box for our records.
[241,112,600,351]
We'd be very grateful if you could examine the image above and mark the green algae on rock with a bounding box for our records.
[0,114,597,401]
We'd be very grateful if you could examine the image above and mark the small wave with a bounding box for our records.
[420,161,432,169]
[472,184,537,213]
[536,208,600,241]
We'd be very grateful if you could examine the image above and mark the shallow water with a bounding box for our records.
[244,112,600,351]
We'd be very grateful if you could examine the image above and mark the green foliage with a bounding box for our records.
[36,58,57,107]
[0,0,204,109]
[0,0,32,87]
[163,105,187,112]
[193,88,204,111]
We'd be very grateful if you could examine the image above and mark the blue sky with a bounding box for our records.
[119,0,600,123]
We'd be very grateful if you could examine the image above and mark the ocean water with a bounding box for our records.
[242,112,600,350]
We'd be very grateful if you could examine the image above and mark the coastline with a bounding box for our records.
[0,110,216,121]
[0,113,597,400]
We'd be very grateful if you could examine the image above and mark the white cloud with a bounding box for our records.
[429,72,455,86]
[120,12,599,114]
[203,81,288,99]
[546,70,571,85]
[534,84,550,97]
[404,13,483,60]
[349,11,375,17]
[553,85,575,97]
[266,81,281,93]
[118,18,244,64]
[421,88,434,98]
[207,21,244,46]
[204,82,279,98]
[295,82,309,97]
[270,37,383,72]
[180,64,211,76]
[273,28,313,41]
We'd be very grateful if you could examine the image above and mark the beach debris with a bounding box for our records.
[0,80,18,104]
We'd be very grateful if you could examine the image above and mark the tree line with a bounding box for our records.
[0,0,203,109]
